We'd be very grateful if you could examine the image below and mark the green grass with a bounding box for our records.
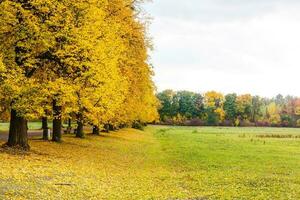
[0,122,42,131]
[0,122,43,131]
[0,121,77,132]
[0,126,300,199]
[149,126,300,199]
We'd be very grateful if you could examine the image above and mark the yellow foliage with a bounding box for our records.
[0,0,158,129]
[236,94,252,113]
[204,91,224,108]
[295,99,300,116]
[267,102,281,125]
[204,91,225,122]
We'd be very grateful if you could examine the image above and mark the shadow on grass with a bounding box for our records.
[0,144,30,156]
[0,132,122,156]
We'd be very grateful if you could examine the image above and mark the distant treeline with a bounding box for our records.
[156,90,300,127]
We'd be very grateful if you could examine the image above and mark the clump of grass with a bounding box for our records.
[132,121,145,131]
[192,129,198,134]
[256,134,300,139]
[157,128,172,134]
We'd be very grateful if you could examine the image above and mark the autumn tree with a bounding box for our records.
[105,0,159,128]
[236,94,252,121]
[0,0,57,148]
[204,91,225,125]
[0,0,158,147]
[157,90,300,127]
[267,102,281,126]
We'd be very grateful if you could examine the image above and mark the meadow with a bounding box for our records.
[0,125,300,199]
[0,122,44,132]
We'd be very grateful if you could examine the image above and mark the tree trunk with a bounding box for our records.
[76,113,84,138]
[68,118,71,128]
[109,124,115,131]
[92,125,100,135]
[42,117,49,140]
[104,124,110,133]
[52,100,62,142]
[66,118,72,134]
[7,109,29,150]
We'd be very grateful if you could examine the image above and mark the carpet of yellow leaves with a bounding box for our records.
[0,129,193,200]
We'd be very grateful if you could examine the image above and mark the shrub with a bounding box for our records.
[239,120,255,127]
[281,115,293,127]
[184,118,205,126]
[172,114,186,125]
[256,120,271,127]
[132,121,145,131]
[219,120,234,127]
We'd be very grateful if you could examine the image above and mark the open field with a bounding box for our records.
[0,125,300,199]
[0,121,77,132]
[0,122,43,132]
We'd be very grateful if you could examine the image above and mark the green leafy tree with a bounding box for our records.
[157,90,176,120]
[224,93,237,124]
[176,91,200,119]
[192,93,205,118]
[251,95,263,123]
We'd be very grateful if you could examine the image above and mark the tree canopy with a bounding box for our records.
[157,90,300,127]
[0,0,159,149]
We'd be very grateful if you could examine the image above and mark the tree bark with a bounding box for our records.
[109,124,115,131]
[42,117,49,140]
[52,100,62,142]
[65,118,72,134]
[7,109,29,150]
[104,124,110,133]
[76,113,84,138]
[92,125,100,135]
[68,118,71,128]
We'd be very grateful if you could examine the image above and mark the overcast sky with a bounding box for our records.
[144,0,300,97]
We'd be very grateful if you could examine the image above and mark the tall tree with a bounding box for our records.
[176,91,197,119]
[204,91,225,125]
[267,102,281,126]
[192,93,205,118]
[251,95,263,123]
[236,94,253,121]
[0,0,55,148]
[224,93,237,124]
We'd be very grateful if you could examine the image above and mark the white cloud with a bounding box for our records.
[145,1,300,97]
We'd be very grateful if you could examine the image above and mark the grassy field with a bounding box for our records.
[0,122,77,132]
[0,122,43,132]
[0,126,300,199]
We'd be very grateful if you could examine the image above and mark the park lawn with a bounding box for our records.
[0,126,300,199]
[0,122,43,132]
[0,121,78,133]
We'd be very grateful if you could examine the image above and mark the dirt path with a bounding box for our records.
[0,130,42,141]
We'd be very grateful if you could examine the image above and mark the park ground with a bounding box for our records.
[0,125,300,199]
